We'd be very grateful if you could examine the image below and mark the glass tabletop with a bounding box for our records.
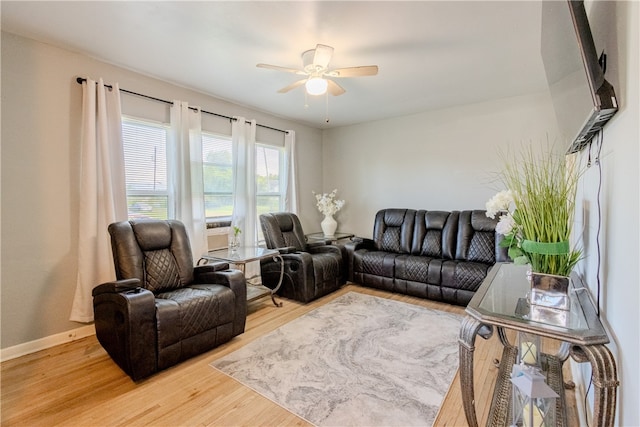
[202,246,278,263]
[467,263,609,345]
[306,231,354,242]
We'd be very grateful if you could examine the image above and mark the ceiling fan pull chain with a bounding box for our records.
[325,92,330,124]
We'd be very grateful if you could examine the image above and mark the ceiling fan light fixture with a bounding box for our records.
[305,77,328,96]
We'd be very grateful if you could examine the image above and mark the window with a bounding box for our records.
[202,133,233,223]
[256,144,284,217]
[122,118,169,220]
[121,117,286,242]
[256,144,284,242]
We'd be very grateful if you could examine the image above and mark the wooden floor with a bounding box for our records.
[1,284,577,426]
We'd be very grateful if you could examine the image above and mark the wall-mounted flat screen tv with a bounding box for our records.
[541,0,618,154]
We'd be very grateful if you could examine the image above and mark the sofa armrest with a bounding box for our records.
[344,237,376,282]
[345,237,375,251]
[92,278,142,296]
[92,281,157,381]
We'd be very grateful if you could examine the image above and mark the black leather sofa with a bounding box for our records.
[345,209,508,306]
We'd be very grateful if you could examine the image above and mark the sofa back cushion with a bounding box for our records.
[412,210,459,259]
[455,210,502,264]
[260,212,307,251]
[372,209,416,253]
[109,220,195,293]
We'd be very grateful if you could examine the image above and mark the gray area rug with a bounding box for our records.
[211,292,461,427]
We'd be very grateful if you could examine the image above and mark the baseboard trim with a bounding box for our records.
[0,324,96,362]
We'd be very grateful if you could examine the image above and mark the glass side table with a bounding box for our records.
[200,247,284,307]
[459,263,619,427]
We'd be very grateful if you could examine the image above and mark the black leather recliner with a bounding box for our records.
[259,212,345,303]
[92,219,247,381]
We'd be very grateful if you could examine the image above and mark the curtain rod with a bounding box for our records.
[75,77,288,134]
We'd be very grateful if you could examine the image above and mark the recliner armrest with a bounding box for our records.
[308,244,342,256]
[194,262,231,274]
[275,246,299,254]
[92,278,142,297]
[92,279,157,381]
[307,240,331,248]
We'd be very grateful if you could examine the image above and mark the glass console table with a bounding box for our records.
[459,263,619,427]
[200,247,284,307]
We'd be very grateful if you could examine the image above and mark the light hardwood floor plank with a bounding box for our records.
[1,284,576,426]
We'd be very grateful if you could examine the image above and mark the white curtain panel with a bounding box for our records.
[284,130,299,214]
[231,117,260,277]
[231,117,258,247]
[169,101,207,262]
[70,78,128,323]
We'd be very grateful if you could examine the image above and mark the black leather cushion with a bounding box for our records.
[131,220,173,251]
[109,220,195,292]
[413,211,457,258]
[360,251,397,278]
[261,212,307,251]
[456,211,498,264]
[156,286,235,340]
[143,249,182,292]
[373,209,415,253]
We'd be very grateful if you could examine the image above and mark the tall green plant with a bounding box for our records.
[499,144,581,276]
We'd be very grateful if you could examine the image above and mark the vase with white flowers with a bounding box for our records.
[313,189,345,236]
[486,144,582,309]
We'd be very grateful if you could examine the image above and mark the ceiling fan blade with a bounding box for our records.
[257,63,307,75]
[327,65,379,77]
[313,44,334,69]
[277,79,306,93]
[326,79,346,96]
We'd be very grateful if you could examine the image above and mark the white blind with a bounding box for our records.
[121,118,169,219]
[202,133,233,219]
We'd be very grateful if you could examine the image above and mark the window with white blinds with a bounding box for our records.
[202,133,233,221]
[256,144,283,217]
[121,116,285,228]
[121,118,170,220]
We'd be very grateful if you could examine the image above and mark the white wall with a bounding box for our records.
[0,31,323,351]
[573,1,639,425]
[321,91,560,237]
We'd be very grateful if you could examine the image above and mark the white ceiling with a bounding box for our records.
[1,1,548,129]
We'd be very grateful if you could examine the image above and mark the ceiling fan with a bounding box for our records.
[257,44,378,96]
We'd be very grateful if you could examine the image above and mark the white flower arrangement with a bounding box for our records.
[485,190,527,264]
[485,189,519,237]
[313,189,345,217]
[485,143,582,276]
[485,189,514,220]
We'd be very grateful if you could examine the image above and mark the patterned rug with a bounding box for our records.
[211,292,462,427]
